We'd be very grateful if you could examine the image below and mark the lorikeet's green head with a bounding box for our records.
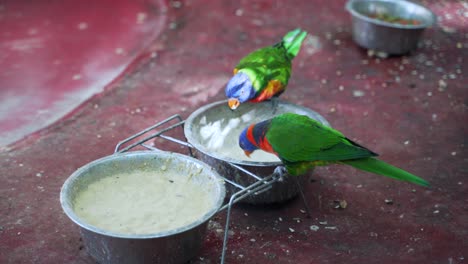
[225,72,256,110]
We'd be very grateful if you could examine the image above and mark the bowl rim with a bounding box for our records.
[184,99,330,167]
[345,0,436,29]
[60,150,226,239]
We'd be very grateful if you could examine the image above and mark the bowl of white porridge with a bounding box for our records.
[60,151,225,264]
[184,100,329,204]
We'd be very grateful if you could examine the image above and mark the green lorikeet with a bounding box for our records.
[238,113,429,187]
[225,28,307,110]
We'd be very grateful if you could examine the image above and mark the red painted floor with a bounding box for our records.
[0,0,467,263]
[0,0,166,146]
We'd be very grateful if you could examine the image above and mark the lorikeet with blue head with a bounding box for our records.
[238,113,429,187]
[225,28,308,110]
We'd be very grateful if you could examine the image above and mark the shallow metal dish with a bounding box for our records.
[60,151,225,264]
[184,100,329,204]
[346,0,436,55]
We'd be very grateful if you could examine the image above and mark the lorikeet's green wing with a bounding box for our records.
[236,46,292,93]
[264,113,429,187]
[265,113,377,163]
[234,28,307,95]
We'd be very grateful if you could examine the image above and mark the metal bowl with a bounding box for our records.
[184,100,329,204]
[346,0,436,55]
[60,151,225,264]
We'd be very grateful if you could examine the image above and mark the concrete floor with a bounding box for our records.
[0,0,467,263]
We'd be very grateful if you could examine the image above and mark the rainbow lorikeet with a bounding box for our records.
[225,28,307,110]
[238,113,429,187]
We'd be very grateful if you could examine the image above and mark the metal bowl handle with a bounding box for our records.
[114,114,193,156]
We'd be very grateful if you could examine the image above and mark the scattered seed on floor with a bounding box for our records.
[310,225,320,231]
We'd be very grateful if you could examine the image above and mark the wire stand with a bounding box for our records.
[114,114,310,264]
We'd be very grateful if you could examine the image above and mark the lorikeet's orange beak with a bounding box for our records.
[228,98,240,110]
[244,150,252,158]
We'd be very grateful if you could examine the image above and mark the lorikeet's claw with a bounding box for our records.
[273,166,288,182]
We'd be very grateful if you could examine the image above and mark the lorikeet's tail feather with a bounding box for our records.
[343,158,429,187]
[281,28,307,59]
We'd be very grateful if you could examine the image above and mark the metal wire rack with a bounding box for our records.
[114,114,309,263]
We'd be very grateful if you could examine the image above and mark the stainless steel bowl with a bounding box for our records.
[184,100,329,204]
[346,0,436,55]
[60,151,225,264]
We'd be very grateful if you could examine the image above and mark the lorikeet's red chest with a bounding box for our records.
[259,137,276,154]
[249,79,285,103]
[246,123,277,155]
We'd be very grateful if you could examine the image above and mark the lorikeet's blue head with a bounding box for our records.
[225,72,256,110]
[239,125,258,157]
